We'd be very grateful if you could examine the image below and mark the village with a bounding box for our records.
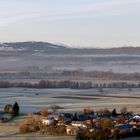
[1,102,140,140]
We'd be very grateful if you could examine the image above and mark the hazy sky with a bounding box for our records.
[0,0,140,47]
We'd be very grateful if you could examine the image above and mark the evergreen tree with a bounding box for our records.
[112,108,117,117]
[12,102,19,117]
[73,113,78,121]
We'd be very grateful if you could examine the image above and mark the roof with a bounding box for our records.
[45,114,59,120]
[71,121,84,124]
[133,115,140,119]
[114,124,132,130]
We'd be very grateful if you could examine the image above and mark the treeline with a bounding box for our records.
[0,80,92,89]
[62,70,140,80]
[0,80,140,89]
[1,70,140,81]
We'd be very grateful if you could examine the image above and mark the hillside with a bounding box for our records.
[0,41,140,54]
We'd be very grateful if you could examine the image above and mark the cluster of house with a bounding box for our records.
[40,112,140,138]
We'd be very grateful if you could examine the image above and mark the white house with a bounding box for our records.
[42,118,53,126]
[71,121,87,128]
[66,125,80,135]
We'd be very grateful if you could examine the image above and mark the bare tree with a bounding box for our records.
[120,106,127,115]
[40,107,48,117]
[50,104,61,113]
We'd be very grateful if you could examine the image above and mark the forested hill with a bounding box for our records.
[0,41,140,54]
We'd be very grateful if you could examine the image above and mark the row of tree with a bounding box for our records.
[62,70,140,81]
[0,80,140,89]
[1,70,140,81]
[0,80,92,89]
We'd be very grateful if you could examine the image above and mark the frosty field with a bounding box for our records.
[0,88,140,114]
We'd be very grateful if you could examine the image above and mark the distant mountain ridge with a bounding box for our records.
[0,41,66,50]
[0,41,140,54]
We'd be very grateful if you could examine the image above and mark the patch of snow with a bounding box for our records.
[0,46,27,52]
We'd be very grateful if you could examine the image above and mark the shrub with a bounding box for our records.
[45,125,66,135]
[19,114,43,133]
[99,119,114,129]
[19,124,30,134]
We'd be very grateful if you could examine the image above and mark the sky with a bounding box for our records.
[0,0,140,48]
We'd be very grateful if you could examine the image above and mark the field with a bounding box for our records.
[0,88,140,114]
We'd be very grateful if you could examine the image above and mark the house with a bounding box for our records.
[114,123,132,137]
[136,122,140,127]
[57,120,65,126]
[71,121,87,128]
[77,115,88,121]
[115,123,132,130]
[66,125,80,135]
[41,117,54,126]
[59,113,73,123]
[128,120,137,128]
[4,104,13,113]
[59,113,73,118]
[133,115,140,122]
[46,114,59,120]
[114,123,132,133]
[112,115,125,124]
[42,119,53,126]
[85,118,98,127]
